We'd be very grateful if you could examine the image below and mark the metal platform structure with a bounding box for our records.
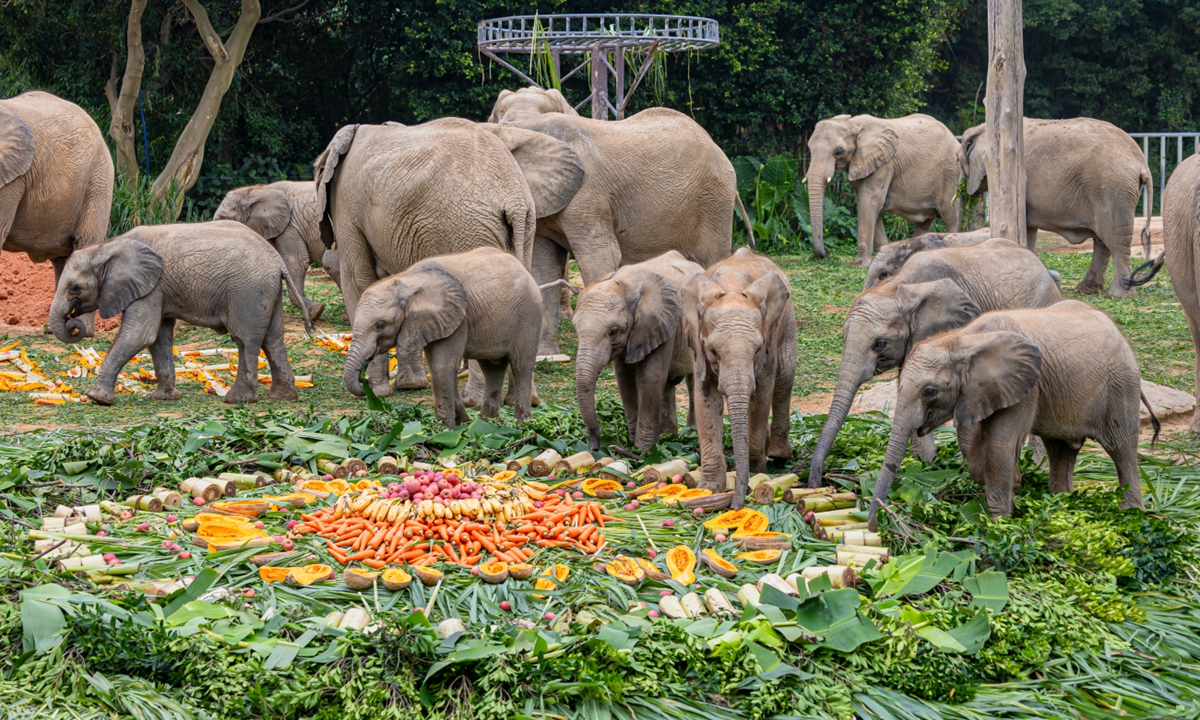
[478,14,719,120]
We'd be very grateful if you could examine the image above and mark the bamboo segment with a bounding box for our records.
[841,544,890,559]
[219,472,264,490]
[553,451,595,475]
[597,461,631,481]
[723,471,740,491]
[809,507,861,525]
[377,456,400,475]
[79,505,102,523]
[179,478,224,503]
[588,456,615,473]
[680,592,706,618]
[505,456,533,473]
[704,588,736,615]
[338,608,372,631]
[782,486,834,504]
[53,505,74,518]
[342,458,368,476]
[658,595,688,619]
[737,584,761,607]
[152,488,183,507]
[123,495,164,513]
[683,469,702,488]
[58,555,106,572]
[801,565,858,588]
[836,530,882,546]
[316,459,348,478]
[98,501,127,517]
[785,573,809,595]
[41,517,66,529]
[644,459,690,484]
[758,573,799,596]
[797,493,858,514]
[837,550,887,567]
[751,473,799,504]
[528,449,562,477]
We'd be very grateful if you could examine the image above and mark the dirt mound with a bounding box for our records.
[0,251,118,330]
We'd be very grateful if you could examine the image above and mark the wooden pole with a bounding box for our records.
[590,46,608,120]
[984,0,1027,248]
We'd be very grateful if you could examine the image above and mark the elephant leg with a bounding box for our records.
[747,381,773,473]
[853,172,890,267]
[940,190,961,233]
[558,259,574,321]
[1104,233,1137,298]
[693,378,729,493]
[427,338,469,428]
[874,215,889,253]
[910,431,936,463]
[684,375,696,428]
[262,304,299,400]
[633,351,671,449]
[507,353,535,423]
[957,422,982,481]
[226,330,266,405]
[87,297,161,406]
[970,397,1036,517]
[613,358,640,445]
[1186,311,1200,434]
[660,378,680,437]
[767,370,793,460]
[392,350,429,391]
[532,237,569,356]
[911,218,933,238]
[1077,236,1111,295]
[502,366,540,408]
[51,256,96,338]
[148,318,181,401]
[462,360,486,409]
[474,358,508,419]
[1043,437,1080,495]
[1097,411,1144,509]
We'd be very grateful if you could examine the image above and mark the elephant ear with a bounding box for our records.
[0,105,34,187]
[393,266,468,355]
[952,330,1042,427]
[624,270,681,364]
[488,89,514,123]
[679,274,725,385]
[742,272,792,341]
[542,88,578,116]
[314,123,359,248]
[960,126,987,195]
[485,125,584,218]
[897,279,982,348]
[94,238,163,319]
[241,187,292,240]
[849,119,899,181]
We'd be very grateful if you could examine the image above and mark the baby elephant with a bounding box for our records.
[49,221,313,405]
[869,300,1154,528]
[682,248,797,509]
[342,247,541,428]
[865,230,1063,292]
[573,251,705,451]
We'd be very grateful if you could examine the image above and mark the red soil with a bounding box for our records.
[0,251,119,330]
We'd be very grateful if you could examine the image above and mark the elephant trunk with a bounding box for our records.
[343,339,373,397]
[806,158,834,259]
[808,353,875,487]
[726,391,753,510]
[868,408,918,531]
[47,293,85,344]
[575,340,611,452]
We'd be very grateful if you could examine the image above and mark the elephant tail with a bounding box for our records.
[1124,169,1163,289]
[281,260,315,337]
[1141,390,1161,448]
[734,192,756,248]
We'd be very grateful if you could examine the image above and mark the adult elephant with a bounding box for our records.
[488,87,751,355]
[313,118,583,396]
[959,117,1152,297]
[806,114,961,266]
[1,91,114,334]
[214,181,340,322]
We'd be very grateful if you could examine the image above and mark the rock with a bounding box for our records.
[1140,380,1194,426]
[851,381,898,418]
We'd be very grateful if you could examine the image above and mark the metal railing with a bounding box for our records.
[1129,133,1200,216]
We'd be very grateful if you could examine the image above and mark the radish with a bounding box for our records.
[136,522,150,532]
[659,590,673,596]
[671,474,683,484]
[193,497,206,506]
[178,551,192,560]
[648,610,660,618]
[165,515,178,523]
[254,521,265,529]
[499,600,511,611]
[715,534,727,543]
[544,612,556,621]
[661,519,674,527]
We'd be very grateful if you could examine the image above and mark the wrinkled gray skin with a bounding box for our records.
[864,229,993,289]
[489,89,745,356]
[214,180,341,322]
[959,118,1152,297]
[343,248,541,428]
[682,248,797,509]
[869,301,1150,529]
[48,221,312,406]
[1,91,114,336]
[574,251,705,451]
[806,114,961,267]
[1155,153,1200,431]
[488,87,578,123]
[315,118,580,398]
[808,239,1063,487]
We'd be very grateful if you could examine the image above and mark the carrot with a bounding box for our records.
[363,558,387,569]
[443,543,459,563]
[368,526,387,549]
[401,548,427,561]
[343,549,374,562]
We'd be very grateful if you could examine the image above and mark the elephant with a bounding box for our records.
[573,250,705,451]
[807,239,1063,487]
[806,114,961,266]
[48,221,312,406]
[487,88,752,356]
[313,117,583,397]
[214,180,341,322]
[1,91,114,335]
[959,118,1153,297]
[489,87,577,123]
[681,248,797,509]
[342,247,541,428]
[868,300,1154,528]
[864,229,993,289]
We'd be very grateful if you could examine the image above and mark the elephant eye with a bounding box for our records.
[834,148,846,157]
[68,284,80,295]
[877,272,888,281]
[609,327,620,337]
[375,320,385,331]
[922,386,937,400]
[872,339,886,353]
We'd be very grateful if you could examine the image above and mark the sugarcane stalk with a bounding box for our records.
[841,543,889,558]
[219,472,263,491]
[58,555,106,571]
[797,495,858,513]
[528,449,562,477]
[98,501,127,517]
[783,486,834,504]
[553,451,595,475]
[834,530,881,546]
[751,473,799,504]
[801,565,858,588]
[837,550,886,567]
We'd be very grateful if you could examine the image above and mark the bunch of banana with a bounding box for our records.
[325,481,551,524]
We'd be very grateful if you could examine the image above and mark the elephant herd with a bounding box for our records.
[0,86,1194,519]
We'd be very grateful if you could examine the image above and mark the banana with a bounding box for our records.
[386,502,400,523]
[397,503,411,523]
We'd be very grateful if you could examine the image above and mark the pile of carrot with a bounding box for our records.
[291,492,622,569]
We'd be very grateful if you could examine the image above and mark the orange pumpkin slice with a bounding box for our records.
[672,488,712,504]
[703,508,755,531]
[286,564,335,586]
[412,565,443,586]
[492,470,518,483]
[508,563,535,580]
[326,479,352,495]
[343,568,380,590]
[210,499,270,518]
[736,549,782,565]
[654,485,689,503]
[581,478,623,497]
[604,556,645,587]
[628,481,661,498]
[700,549,739,578]
[732,510,770,536]
[382,567,412,591]
[259,566,292,583]
[666,545,697,585]
[479,560,509,584]
[635,558,672,581]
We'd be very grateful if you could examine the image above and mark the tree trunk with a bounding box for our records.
[151,0,262,216]
[984,0,1026,247]
[105,0,148,181]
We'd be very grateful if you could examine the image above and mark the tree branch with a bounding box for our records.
[182,0,230,63]
[161,3,183,45]
[107,0,148,180]
[258,0,309,25]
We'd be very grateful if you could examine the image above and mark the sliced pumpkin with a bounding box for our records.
[655,485,689,503]
[327,479,352,495]
[196,515,269,551]
[666,545,697,585]
[700,549,739,579]
[492,470,517,483]
[673,488,712,504]
[479,560,509,584]
[263,492,316,508]
[552,564,570,582]
[258,566,292,583]
[704,508,754,531]
[732,510,770,536]
[605,556,645,587]
[412,565,443,586]
[581,478,623,497]
[635,557,672,581]
[344,568,380,590]
[508,563,535,580]
[300,479,330,493]
[736,549,782,565]
[382,567,412,591]
[286,564,335,586]
[210,499,270,518]
[628,481,661,498]
[353,479,378,491]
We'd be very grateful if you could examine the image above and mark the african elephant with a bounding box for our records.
[487,88,751,356]
[48,221,311,406]
[342,248,541,428]
[1,91,114,334]
[574,251,705,451]
[808,239,1062,487]
[868,300,1153,528]
[681,248,797,509]
[214,180,340,322]
[864,229,993,288]
[314,117,583,397]
[489,87,577,123]
[806,114,961,266]
[959,118,1152,297]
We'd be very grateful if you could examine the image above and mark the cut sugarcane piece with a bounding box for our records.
[338,608,372,632]
[505,456,533,472]
[58,555,106,571]
[704,588,736,615]
[680,592,706,618]
[797,493,858,513]
[179,477,224,504]
[151,488,183,507]
[98,501,127,517]
[588,456,615,473]
[53,505,74,518]
[658,595,688,619]
[801,565,858,588]
[554,451,595,475]
[219,472,266,490]
[41,517,67,529]
[783,486,834,504]
[834,529,881,546]
[643,459,689,484]
[841,544,890,559]
[316,459,348,478]
[528,449,562,477]
[737,584,761,607]
[837,551,886,568]
[751,473,799,504]
[63,522,88,535]
[124,495,163,513]
[746,473,773,490]
[811,508,861,526]
[785,573,809,595]
[757,572,799,597]
[377,456,400,475]
[597,461,630,481]
[342,458,367,476]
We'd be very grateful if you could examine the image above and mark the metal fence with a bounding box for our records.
[1129,133,1200,216]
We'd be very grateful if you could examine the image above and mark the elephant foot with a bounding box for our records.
[307,302,325,323]
[537,340,561,357]
[853,254,872,268]
[150,387,182,401]
[503,382,540,408]
[391,364,428,391]
[1105,284,1136,299]
[266,383,300,401]
[767,440,793,460]
[86,386,115,406]
[223,386,259,404]
[371,381,396,398]
[461,366,486,409]
[1074,280,1103,296]
[1191,410,1200,435]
